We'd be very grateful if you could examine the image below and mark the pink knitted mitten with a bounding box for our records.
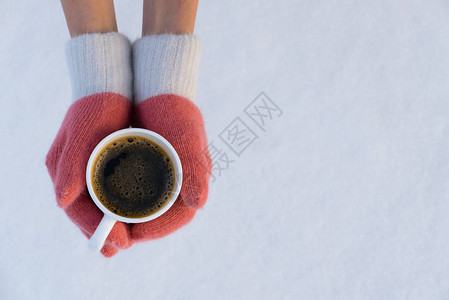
[46,33,133,257]
[130,34,212,242]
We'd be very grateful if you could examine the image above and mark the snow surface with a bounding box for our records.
[2,0,449,299]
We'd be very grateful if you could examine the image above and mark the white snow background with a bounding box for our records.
[2,0,449,299]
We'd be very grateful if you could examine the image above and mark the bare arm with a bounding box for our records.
[60,0,118,37]
[142,0,199,36]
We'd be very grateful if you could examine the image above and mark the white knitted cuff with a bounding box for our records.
[66,32,132,102]
[132,34,201,104]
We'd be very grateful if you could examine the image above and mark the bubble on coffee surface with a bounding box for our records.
[91,135,175,218]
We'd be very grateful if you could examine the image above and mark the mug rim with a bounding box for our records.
[85,128,183,224]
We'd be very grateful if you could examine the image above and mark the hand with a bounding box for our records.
[46,93,133,257]
[130,94,212,242]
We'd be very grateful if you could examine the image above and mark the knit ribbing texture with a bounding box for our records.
[132,34,201,104]
[66,32,132,101]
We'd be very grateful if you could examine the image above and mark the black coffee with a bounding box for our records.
[92,136,175,218]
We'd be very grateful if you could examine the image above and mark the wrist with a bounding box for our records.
[141,0,198,36]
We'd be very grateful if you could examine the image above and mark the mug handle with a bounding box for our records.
[88,214,116,252]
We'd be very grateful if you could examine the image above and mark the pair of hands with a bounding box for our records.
[46,92,211,257]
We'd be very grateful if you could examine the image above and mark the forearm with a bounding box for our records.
[142,0,199,35]
[61,0,118,37]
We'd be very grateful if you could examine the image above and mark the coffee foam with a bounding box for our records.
[92,136,175,218]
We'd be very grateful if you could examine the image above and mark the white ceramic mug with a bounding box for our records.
[85,128,183,252]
